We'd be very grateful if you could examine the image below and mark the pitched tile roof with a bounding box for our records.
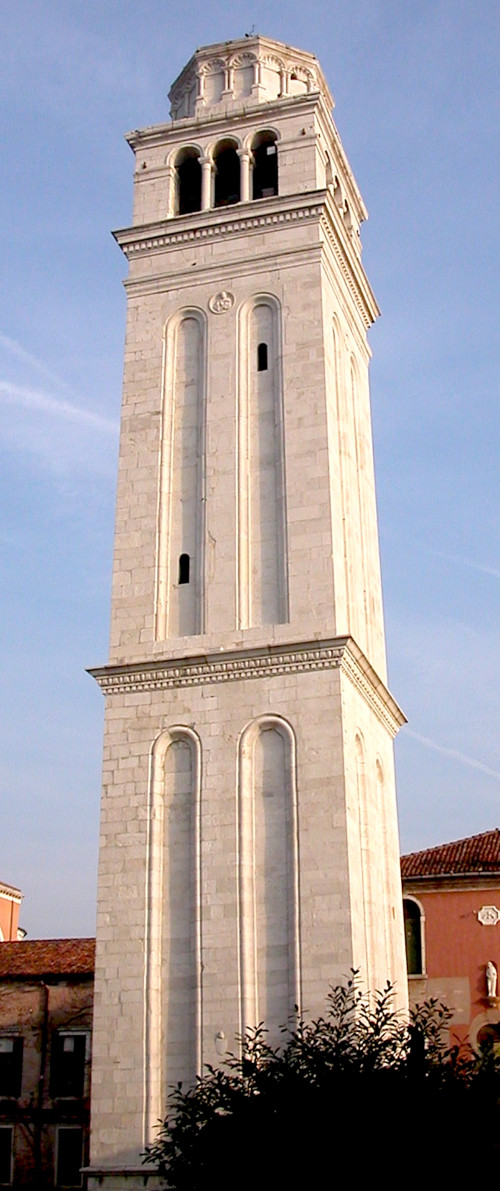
[401,828,500,879]
[0,938,95,978]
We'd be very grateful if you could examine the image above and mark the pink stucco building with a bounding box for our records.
[402,828,500,1049]
[0,883,22,943]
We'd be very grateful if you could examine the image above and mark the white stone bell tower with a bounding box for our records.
[88,36,407,1189]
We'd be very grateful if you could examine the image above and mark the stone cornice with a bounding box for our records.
[126,90,322,152]
[403,874,500,893]
[114,191,376,328]
[0,883,22,903]
[89,636,405,737]
[315,101,368,226]
[113,192,324,258]
[321,192,379,327]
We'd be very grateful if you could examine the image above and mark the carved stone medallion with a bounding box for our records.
[478,905,500,926]
[209,290,234,313]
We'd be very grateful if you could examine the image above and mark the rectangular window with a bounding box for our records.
[55,1127,83,1188]
[50,1034,87,1099]
[0,1127,13,1186]
[0,1038,23,1098]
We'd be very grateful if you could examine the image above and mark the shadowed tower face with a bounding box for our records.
[88,35,407,1190]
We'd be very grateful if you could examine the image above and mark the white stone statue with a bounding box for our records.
[486,961,497,998]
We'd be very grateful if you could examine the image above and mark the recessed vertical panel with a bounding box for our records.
[237,298,288,628]
[376,759,391,979]
[343,358,362,647]
[238,718,300,1042]
[162,736,198,1090]
[254,726,292,1029]
[156,311,205,640]
[332,318,351,631]
[355,732,373,992]
[350,357,369,655]
[145,727,201,1139]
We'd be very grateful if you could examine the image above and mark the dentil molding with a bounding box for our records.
[89,636,405,737]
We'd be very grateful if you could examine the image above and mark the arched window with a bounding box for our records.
[176,148,202,215]
[477,1023,500,1056]
[251,131,278,200]
[403,897,425,976]
[213,140,240,207]
[178,553,190,584]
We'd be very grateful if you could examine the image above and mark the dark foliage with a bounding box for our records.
[145,975,500,1187]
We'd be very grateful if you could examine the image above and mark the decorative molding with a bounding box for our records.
[114,190,377,330]
[209,290,234,313]
[89,637,405,736]
[114,200,324,259]
[167,36,330,120]
[263,53,285,71]
[320,195,379,328]
[0,883,22,903]
[200,57,225,77]
[478,905,500,926]
[127,90,322,154]
[230,51,257,68]
[123,243,322,301]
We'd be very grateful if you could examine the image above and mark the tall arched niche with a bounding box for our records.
[355,730,374,991]
[237,295,288,628]
[237,715,300,1041]
[144,726,202,1138]
[156,309,207,640]
[331,314,351,630]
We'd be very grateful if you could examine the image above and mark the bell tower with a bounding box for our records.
[88,36,407,1189]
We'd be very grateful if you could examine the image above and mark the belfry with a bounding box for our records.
[88,36,407,1188]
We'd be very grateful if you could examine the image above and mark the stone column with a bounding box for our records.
[239,151,252,202]
[201,157,212,210]
[165,164,177,218]
[222,64,233,98]
[194,70,206,116]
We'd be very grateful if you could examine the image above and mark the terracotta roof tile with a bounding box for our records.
[401,828,500,879]
[0,939,95,978]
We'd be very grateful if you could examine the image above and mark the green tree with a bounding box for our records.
[145,975,500,1187]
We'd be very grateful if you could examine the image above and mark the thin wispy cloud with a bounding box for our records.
[382,531,500,584]
[432,548,500,583]
[0,334,76,396]
[0,380,117,435]
[405,728,500,782]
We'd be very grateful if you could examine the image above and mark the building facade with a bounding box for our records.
[0,939,94,1189]
[402,829,500,1049]
[0,886,22,944]
[89,36,407,1187]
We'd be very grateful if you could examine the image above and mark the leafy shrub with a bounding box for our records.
[145,975,500,1187]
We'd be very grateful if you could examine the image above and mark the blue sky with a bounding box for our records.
[1,0,499,938]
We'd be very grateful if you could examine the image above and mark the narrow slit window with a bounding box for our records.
[179,554,190,584]
[257,343,268,372]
